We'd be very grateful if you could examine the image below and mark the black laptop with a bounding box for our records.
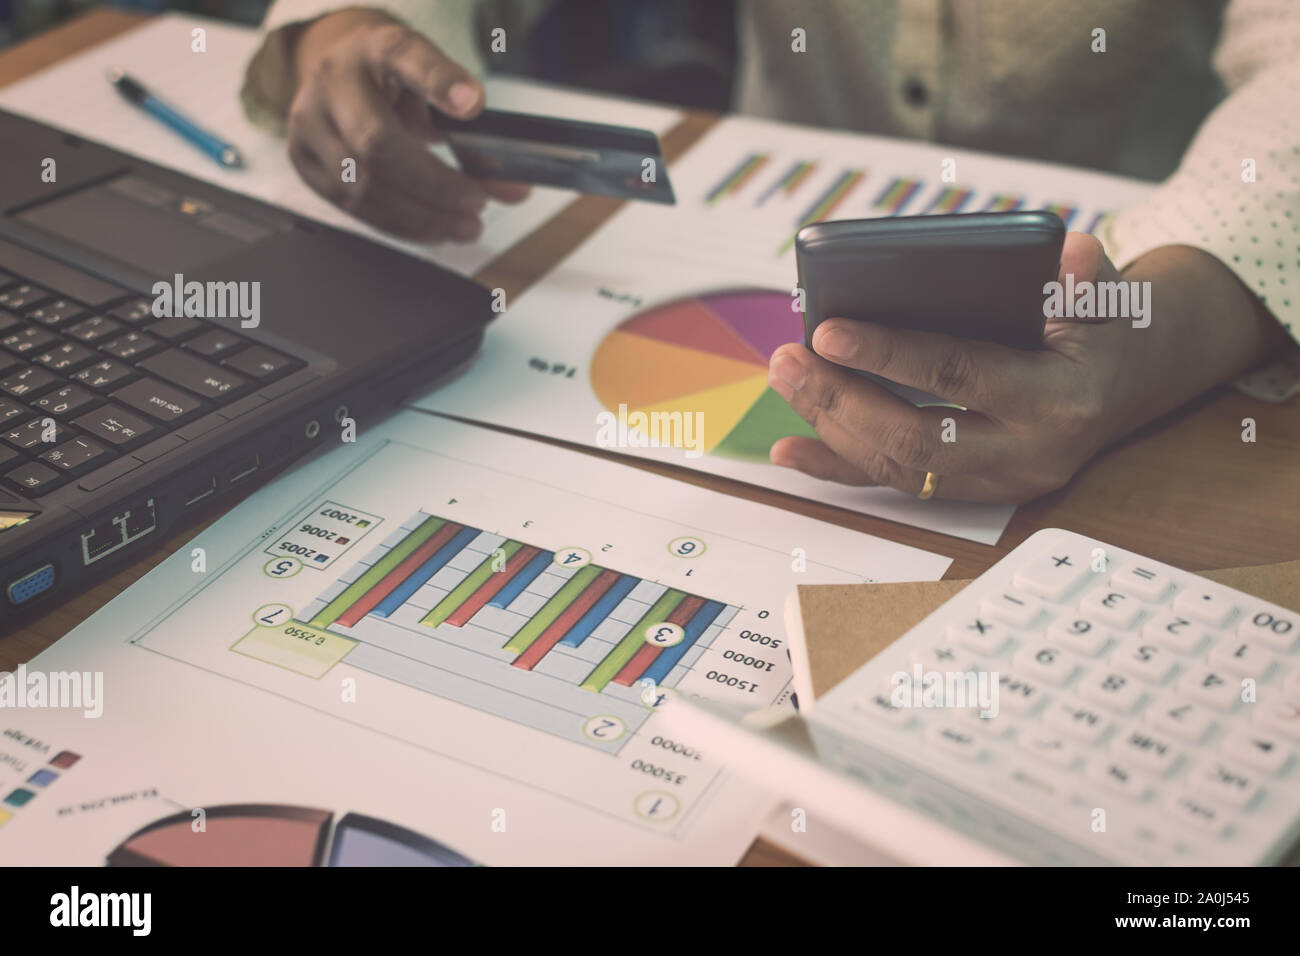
[0,108,492,630]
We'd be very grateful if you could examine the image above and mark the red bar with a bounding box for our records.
[335,523,463,628]
[444,545,540,627]
[613,595,706,686]
[511,569,621,671]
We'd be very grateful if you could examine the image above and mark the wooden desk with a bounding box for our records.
[4,9,1299,867]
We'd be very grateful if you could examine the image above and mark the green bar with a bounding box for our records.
[420,540,523,628]
[309,515,446,627]
[502,564,603,653]
[581,588,686,692]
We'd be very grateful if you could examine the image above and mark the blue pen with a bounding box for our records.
[107,67,243,169]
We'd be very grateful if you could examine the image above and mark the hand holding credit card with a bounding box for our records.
[436,107,677,205]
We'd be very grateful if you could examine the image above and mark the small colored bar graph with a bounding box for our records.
[581,588,686,692]
[871,177,923,216]
[643,600,728,686]
[1042,203,1077,228]
[756,160,817,206]
[303,512,738,711]
[613,594,705,686]
[778,168,865,253]
[922,187,973,215]
[705,152,770,204]
[1085,211,1113,235]
[982,194,1025,212]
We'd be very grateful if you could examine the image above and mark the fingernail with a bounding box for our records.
[815,326,859,361]
[447,81,478,114]
[769,353,807,392]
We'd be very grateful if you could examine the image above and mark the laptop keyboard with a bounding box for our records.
[0,265,301,499]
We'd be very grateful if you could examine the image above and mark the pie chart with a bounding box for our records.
[106,804,476,867]
[589,290,817,461]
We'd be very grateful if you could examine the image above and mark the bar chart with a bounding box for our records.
[298,510,740,753]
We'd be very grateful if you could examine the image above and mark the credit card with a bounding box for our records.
[436,107,676,205]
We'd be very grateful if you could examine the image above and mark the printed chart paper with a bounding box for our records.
[412,115,1158,544]
[0,412,950,866]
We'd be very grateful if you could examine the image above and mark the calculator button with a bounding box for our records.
[1086,759,1153,799]
[1109,726,1180,775]
[1172,587,1236,628]
[1012,645,1079,686]
[851,692,910,725]
[1145,695,1215,743]
[1111,641,1177,684]
[1142,612,1207,655]
[1208,640,1275,679]
[1253,699,1300,740]
[1217,729,1291,775]
[980,591,1042,628]
[1076,670,1145,713]
[1110,564,1174,603]
[907,644,968,672]
[1016,732,1081,769]
[1078,588,1142,629]
[1165,791,1228,834]
[926,724,984,759]
[963,709,1009,738]
[1047,615,1109,656]
[1177,667,1241,711]
[996,673,1047,715]
[1188,761,1261,808]
[1236,609,1297,652]
[1013,550,1093,602]
[1044,697,1111,744]
[947,618,1008,656]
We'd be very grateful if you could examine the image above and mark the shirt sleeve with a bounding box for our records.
[1103,0,1300,351]
[240,1,487,135]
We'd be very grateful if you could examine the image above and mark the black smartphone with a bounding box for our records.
[795,211,1064,405]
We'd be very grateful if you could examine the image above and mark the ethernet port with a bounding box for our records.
[81,520,122,563]
[122,498,157,540]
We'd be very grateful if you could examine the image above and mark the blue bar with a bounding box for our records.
[374,526,480,617]
[488,550,553,609]
[642,600,727,686]
[559,574,640,648]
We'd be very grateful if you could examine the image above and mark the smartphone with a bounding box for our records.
[795,211,1064,405]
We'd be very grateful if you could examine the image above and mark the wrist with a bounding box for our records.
[1110,245,1289,430]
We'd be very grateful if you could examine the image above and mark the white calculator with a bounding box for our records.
[665,529,1300,865]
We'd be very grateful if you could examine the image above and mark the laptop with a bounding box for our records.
[0,108,492,630]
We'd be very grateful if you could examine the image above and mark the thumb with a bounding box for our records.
[365,24,484,119]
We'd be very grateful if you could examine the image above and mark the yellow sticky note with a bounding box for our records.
[230,620,357,679]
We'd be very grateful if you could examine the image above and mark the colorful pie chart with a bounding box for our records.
[106,804,476,867]
[589,290,817,461]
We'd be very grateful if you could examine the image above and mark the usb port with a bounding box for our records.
[184,477,217,507]
[226,455,260,485]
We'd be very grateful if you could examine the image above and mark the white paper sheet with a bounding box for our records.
[0,411,950,866]
[0,13,681,277]
[411,115,1158,544]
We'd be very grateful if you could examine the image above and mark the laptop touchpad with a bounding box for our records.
[18,175,279,276]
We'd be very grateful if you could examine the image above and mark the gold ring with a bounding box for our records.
[918,472,940,500]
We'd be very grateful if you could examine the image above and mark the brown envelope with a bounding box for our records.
[796,560,1300,700]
